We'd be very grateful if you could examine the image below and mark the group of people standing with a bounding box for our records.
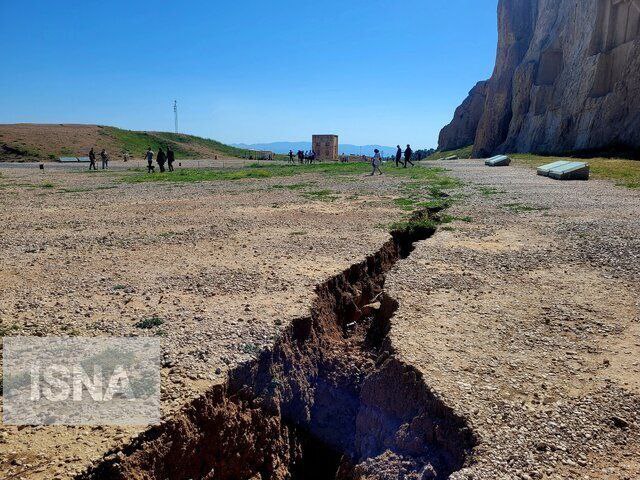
[88,146,175,172]
[144,147,175,173]
[88,148,110,170]
[288,150,317,164]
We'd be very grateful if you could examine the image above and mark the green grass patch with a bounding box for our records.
[303,189,339,202]
[389,217,438,236]
[270,182,316,190]
[394,197,417,211]
[289,231,308,236]
[122,168,277,184]
[440,214,473,223]
[135,316,165,329]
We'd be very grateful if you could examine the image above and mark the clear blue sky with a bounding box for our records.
[0,0,498,149]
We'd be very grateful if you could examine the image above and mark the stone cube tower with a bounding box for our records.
[312,135,339,160]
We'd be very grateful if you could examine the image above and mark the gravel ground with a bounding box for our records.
[387,160,640,479]
[0,162,409,479]
[2,159,639,479]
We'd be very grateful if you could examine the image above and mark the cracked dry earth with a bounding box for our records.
[1,158,639,479]
[388,160,640,479]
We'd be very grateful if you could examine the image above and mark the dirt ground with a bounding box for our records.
[388,160,640,479]
[1,159,639,479]
[0,161,410,479]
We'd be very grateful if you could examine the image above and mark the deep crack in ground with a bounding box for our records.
[81,210,476,480]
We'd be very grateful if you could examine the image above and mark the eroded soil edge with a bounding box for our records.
[82,211,476,480]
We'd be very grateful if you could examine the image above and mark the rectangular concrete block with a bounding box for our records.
[485,155,511,166]
[547,161,590,180]
[537,160,571,176]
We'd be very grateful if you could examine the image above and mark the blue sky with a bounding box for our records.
[0,0,498,149]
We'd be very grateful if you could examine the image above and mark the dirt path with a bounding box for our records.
[387,160,640,479]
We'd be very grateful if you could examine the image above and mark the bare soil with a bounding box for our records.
[1,158,639,479]
[388,160,640,479]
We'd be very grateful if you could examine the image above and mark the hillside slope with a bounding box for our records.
[439,0,640,158]
[0,124,255,161]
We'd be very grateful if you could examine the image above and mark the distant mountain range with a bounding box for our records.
[232,141,399,156]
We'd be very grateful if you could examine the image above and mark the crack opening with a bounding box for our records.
[82,210,476,480]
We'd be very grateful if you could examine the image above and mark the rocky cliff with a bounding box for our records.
[439,0,640,158]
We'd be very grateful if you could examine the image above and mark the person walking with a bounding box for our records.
[404,144,414,168]
[395,145,403,167]
[100,149,109,169]
[88,148,97,170]
[166,147,175,172]
[288,150,294,164]
[157,147,166,173]
[145,147,155,173]
[370,149,383,176]
[297,150,304,164]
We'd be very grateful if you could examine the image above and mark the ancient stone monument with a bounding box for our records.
[312,134,339,160]
[438,0,640,158]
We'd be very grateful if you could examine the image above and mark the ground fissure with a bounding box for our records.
[82,211,476,480]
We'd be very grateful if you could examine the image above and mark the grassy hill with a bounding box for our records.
[424,145,474,161]
[0,124,258,161]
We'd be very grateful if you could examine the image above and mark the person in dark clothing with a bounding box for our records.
[157,148,166,173]
[404,144,414,168]
[88,148,97,170]
[166,147,175,172]
[395,145,403,167]
[297,150,304,164]
[100,149,109,169]
[288,150,294,164]
[145,147,155,173]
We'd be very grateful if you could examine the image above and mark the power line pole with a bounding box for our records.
[173,100,178,133]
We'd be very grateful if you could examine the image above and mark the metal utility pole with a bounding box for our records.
[173,100,178,133]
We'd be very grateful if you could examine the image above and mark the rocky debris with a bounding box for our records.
[439,0,640,158]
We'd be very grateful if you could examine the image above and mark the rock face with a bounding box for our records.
[439,0,640,158]
[438,81,488,151]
